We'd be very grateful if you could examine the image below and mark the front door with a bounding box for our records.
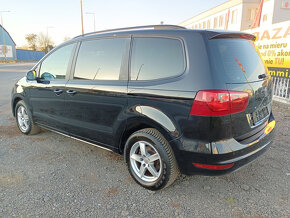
[29,42,76,132]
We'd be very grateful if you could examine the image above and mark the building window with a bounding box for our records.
[263,14,267,22]
[199,23,201,28]
[207,20,211,28]
[195,24,198,29]
[214,17,218,28]
[203,21,206,29]
[231,9,238,24]
[248,8,256,21]
[219,15,224,27]
[281,0,290,9]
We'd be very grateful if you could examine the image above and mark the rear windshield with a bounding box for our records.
[207,39,266,83]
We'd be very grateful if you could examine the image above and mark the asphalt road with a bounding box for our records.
[0,63,289,217]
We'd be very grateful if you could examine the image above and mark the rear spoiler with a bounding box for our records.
[209,33,256,41]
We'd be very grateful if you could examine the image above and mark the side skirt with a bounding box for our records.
[37,124,118,153]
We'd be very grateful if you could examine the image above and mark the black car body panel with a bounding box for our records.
[11,28,275,176]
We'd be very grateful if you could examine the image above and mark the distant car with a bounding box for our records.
[11,25,275,190]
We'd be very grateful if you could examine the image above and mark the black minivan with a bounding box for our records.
[11,25,275,190]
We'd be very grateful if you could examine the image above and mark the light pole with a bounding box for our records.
[80,0,84,35]
[0,10,10,61]
[46,26,54,52]
[86,12,96,32]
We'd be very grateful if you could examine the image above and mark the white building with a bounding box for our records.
[179,0,290,103]
[179,0,290,31]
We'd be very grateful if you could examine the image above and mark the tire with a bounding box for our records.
[124,128,180,190]
[15,100,40,135]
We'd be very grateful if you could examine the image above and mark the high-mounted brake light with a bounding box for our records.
[190,90,249,116]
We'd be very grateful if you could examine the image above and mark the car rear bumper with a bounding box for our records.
[171,116,275,176]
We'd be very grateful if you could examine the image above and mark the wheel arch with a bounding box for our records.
[118,115,180,155]
[12,95,24,117]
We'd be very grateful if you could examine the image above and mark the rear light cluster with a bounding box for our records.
[190,90,249,116]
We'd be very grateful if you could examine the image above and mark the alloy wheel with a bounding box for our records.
[129,141,162,183]
[17,105,30,132]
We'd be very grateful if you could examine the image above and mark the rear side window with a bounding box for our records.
[208,39,266,83]
[74,38,128,80]
[130,37,185,81]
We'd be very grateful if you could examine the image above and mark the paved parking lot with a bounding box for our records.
[0,63,289,217]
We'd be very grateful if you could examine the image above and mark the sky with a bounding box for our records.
[1,0,227,47]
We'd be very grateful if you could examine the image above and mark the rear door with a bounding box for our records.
[64,37,130,148]
[29,43,76,132]
[207,36,273,139]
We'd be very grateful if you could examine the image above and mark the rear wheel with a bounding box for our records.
[125,128,179,190]
[15,100,40,135]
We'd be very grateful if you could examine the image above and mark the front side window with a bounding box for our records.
[74,38,128,80]
[39,43,75,80]
[130,37,185,81]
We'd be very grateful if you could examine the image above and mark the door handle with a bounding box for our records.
[53,89,63,95]
[66,90,77,95]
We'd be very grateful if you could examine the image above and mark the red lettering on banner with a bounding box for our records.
[261,30,270,40]
[272,27,283,39]
[283,26,290,38]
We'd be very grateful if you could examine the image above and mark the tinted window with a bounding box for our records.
[130,37,185,81]
[39,43,75,80]
[74,38,128,80]
[208,39,266,82]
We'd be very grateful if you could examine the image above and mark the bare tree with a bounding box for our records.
[63,36,71,42]
[37,32,54,53]
[25,34,38,50]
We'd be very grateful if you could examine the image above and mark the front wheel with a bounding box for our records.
[124,128,180,190]
[15,100,40,135]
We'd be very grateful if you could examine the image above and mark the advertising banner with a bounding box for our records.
[246,21,290,78]
[0,45,13,58]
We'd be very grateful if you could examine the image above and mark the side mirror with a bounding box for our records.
[26,70,37,81]
[41,72,55,81]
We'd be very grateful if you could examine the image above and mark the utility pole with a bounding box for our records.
[0,11,10,61]
[86,12,96,32]
[80,0,84,35]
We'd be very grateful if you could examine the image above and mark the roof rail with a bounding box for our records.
[74,25,186,39]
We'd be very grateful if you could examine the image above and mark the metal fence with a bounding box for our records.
[16,49,45,61]
[272,77,290,104]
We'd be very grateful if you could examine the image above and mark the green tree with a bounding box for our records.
[25,33,38,50]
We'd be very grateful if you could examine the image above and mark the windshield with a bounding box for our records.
[207,39,266,83]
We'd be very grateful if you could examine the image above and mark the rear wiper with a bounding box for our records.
[258,74,267,79]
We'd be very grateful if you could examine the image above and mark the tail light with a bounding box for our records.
[190,90,249,116]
